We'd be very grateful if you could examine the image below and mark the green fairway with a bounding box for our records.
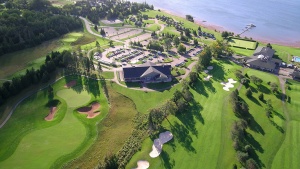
[0,76,109,169]
[0,108,86,169]
[272,80,300,169]
[57,88,91,107]
[230,47,254,56]
[68,32,83,37]
[228,38,257,49]
[126,60,243,168]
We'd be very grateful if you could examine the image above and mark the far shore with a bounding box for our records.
[157,8,300,48]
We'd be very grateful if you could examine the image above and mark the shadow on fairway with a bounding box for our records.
[191,78,209,97]
[84,77,100,97]
[170,121,196,153]
[64,75,84,93]
[176,101,204,137]
[245,132,265,168]
[159,150,175,169]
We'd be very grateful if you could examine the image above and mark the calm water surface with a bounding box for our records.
[131,0,300,45]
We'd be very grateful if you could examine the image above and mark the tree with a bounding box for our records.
[246,158,259,169]
[258,93,264,101]
[163,38,172,51]
[189,72,198,85]
[173,90,183,102]
[198,26,202,32]
[266,43,272,49]
[236,151,249,164]
[245,88,252,98]
[241,78,249,87]
[177,43,186,54]
[109,40,113,47]
[98,153,119,169]
[41,71,50,83]
[173,36,180,46]
[182,88,193,102]
[96,41,100,48]
[250,75,263,86]
[265,99,273,117]
[193,38,198,46]
[270,82,278,93]
[94,25,98,31]
[221,31,229,39]
[161,100,178,116]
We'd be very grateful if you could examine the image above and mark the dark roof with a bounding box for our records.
[253,47,275,59]
[246,56,276,70]
[291,71,300,78]
[123,63,171,79]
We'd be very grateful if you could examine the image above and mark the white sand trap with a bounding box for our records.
[149,131,173,158]
[134,160,150,169]
[207,66,214,70]
[204,75,212,81]
[221,78,237,91]
[228,78,237,83]
[204,70,209,74]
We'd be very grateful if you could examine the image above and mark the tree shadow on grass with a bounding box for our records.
[190,78,209,98]
[248,96,262,107]
[170,121,196,153]
[159,150,175,169]
[65,75,84,93]
[245,132,264,153]
[258,84,271,94]
[269,119,284,133]
[273,110,285,120]
[175,101,204,137]
[203,80,216,93]
[209,62,226,82]
[84,77,100,98]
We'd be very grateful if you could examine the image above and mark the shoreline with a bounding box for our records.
[157,8,300,48]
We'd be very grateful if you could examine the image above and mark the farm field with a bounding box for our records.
[228,38,257,50]
[0,76,109,168]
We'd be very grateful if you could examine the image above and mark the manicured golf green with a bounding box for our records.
[68,32,83,37]
[62,37,77,43]
[0,76,109,169]
[228,38,257,49]
[272,80,300,169]
[57,88,91,107]
[0,108,86,169]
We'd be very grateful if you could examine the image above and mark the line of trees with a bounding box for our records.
[62,0,153,24]
[0,0,82,56]
[0,50,71,106]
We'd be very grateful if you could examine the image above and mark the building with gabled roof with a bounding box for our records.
[122,62,172,83]
[246,47,281,72]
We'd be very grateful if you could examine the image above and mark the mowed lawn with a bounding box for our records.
[272,80,300,169]
[228,38,257,50]
[238,69,285,168]
[127,60,243,169]
[0,76,109,169]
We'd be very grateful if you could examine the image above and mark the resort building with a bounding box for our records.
[291,70,300,80]
[122,62,172,83]
[246,47,281,72]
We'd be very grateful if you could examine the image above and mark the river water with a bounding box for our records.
[130,0,300,46]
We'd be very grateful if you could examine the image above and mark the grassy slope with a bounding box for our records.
[127,60,242,169]
[229,38,257,49]
[230,47,255,56]
[146,24,161,31]
[272,80,300,169]
[0,76,109,169]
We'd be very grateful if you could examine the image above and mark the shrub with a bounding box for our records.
[236,151,249,164]
[246,158,259,169]
[258,93,264,101]
[245,88,252,98]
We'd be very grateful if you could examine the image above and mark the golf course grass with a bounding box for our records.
[126,60,242,169]
[57,88,91,107]
[228,38,257,50]
[272,80,300,169]
[0,76,109,169]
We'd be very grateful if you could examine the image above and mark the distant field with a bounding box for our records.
[228,38,257,50]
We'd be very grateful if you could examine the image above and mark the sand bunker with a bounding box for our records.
[207,66,214,70]
[64,80,77,88]
[204,75,212,81]
[221,78,237,91]
[44,107,57,121]
[77,102,100,118]
[149,131,173,158]
[134,160,150,169]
